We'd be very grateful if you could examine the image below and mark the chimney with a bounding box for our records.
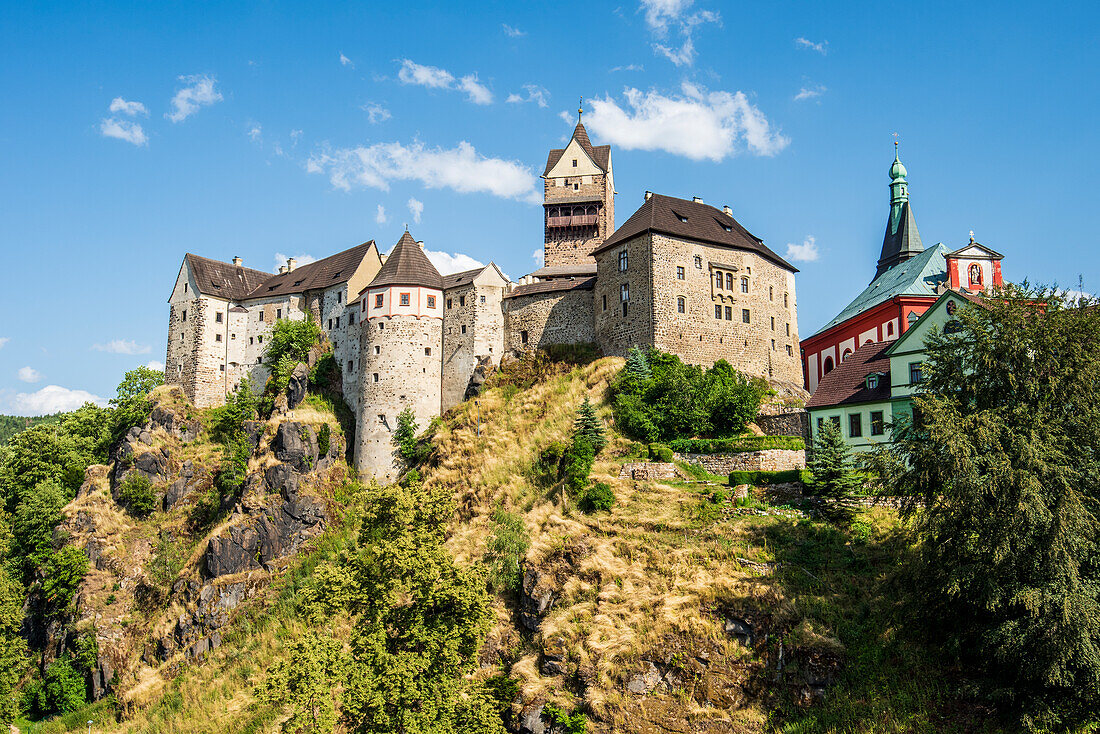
[287,258,296,272]
[232,256,243,267]
[693,196,703,204]
[278,265,288,275]
[644,190,653,201]
[722,205,732,217]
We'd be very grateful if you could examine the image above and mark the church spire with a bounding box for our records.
[874,140,924,280]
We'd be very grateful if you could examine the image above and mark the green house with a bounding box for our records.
[806,289,984,450]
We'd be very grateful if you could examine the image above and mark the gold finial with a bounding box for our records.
[969,230,975,243]
[892,132,899,152]
[578,96,583,121]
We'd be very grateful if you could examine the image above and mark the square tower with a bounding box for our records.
[542,115,615,267]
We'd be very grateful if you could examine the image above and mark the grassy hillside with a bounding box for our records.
[18,357,1001,734]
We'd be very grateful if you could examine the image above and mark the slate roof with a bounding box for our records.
[530,264,598,279]
[504,276,595,300]
[248,241,379,299]
[543,121,611,175]
[875,201,924,279]
[593,194,796,272]
[184,253,272,300]
[811,243,949,337]
[806,341,893,409]
[367,231,444,290]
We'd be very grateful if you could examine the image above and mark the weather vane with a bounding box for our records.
[578,97,584,121]
[892,132,899,150]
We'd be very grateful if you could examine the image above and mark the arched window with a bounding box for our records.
[823,356,835,374]
[887,322,894,337]
[726,272,733,290]
[842,348,853,361]
[715,271,723,289]
[677,296,685,314]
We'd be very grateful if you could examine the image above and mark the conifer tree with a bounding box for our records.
[807,419,861,518]
[572,397,606,454]
[625,346,651,381]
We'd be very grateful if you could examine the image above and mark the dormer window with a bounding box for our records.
[866,374,880,390]
[678,215,688,223]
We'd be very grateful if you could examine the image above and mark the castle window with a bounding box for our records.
[378,323,384,330]
[769,286,774,301]
[870,411,885,436]
[374,345,380,355]
[726,273,733,290]
[725,306,732,320]
[676,266,685,280]
[677,297,685,314]
[231,333,236,339]
[771,339,776,350]
[620,283,629,302]
[182,310,187,321]
[216,334,222,342]
[715,305,722,319]
[784,293,789,308]
[258,335,263,344]
[622,301,628,317]
[573,183,579,191]
[427,295,436,309]
[337,291,342,303]
[480,295,486,304]
[602,295,607,311]
[347,360,353,372]
[182,333,185,341]
[258,311,264,322]
[742,309,750,323]
[850,413,863,438]
[447,298,452,309]
[715,271,723,290]
[740,277,749,293]
[375,294,384,308]
[460,296,465,307]
[425,347,431,356]
[328,319,333,329]
[219,364,225,372]
[177,364,182,374]
[249,337,254,345]
[572,159,577,167]
[786,323,790,336]
[786,345,793,356]
[257,357,262,364]
[770,317,775,330]
[349,313,356,325]
[335,317,340,328]
[276,308,282,319]
[521,331,529,345]
[694,256,702,269]
[400,293,411,307]
[373,373,379,383]
[216,312,223,323]
[618,250,628,271]
[461,325,467,334]
[184,283,188,293]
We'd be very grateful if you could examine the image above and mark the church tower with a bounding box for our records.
[542,104,615,267]
[874,143,924,280]
[355,231,443,481]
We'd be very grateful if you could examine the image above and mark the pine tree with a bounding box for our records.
[572,397,606,454]
[625,346,651,381]
[807,419,861,518]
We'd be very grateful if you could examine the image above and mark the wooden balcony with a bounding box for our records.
[547,214,598,228]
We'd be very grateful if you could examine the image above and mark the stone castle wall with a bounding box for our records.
[593,234,656,356]
[543,172,613,267]
[504,288,596,352]
[442,284,478,411]
[675,449,806,474]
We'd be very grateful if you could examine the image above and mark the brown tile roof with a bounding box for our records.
[366,231,444,290]
[805,341,893,409]
[184,253,272,300]
[504,276,595,300]
[593,194,796,272]
[442,267,483,290]
[530,264,598,279]
[543,121,611,175]
[248,241,379,299]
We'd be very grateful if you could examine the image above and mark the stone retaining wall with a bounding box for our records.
[754,409,808,439]
[618,462,682,481]
[675,449,805,474]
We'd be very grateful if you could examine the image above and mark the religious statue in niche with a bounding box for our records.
[969,263,983,287]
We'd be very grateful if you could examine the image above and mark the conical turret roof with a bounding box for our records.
[543,121,611,175]
[368,231,443,289]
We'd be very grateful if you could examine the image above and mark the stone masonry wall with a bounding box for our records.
[675,449,806,474]
[356,314,442,482]
[593,234,656,356]
[442,284,477,411]
[754,410,807,438]
[504,288,595,352]
[543,172,613,267]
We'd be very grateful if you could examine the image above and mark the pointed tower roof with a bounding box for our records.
[543,109,611,175]
[874,144,924,280]
[367,231,443,290]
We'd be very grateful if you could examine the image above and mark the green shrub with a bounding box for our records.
[580,482,616,513]
[563,437,595,495]
[41,657,86,714]
[728,469,801,486]
[709,488,729,504]
[668,435,804,454]
[215,433,251,501]
[544,704,586,734]
[117,473,156,518]
[308,352,340,392]
[484,509,530,593]
[648,443,673,462]
[317,423,331,457]
[42,545,89,609]
[533,441,568,486]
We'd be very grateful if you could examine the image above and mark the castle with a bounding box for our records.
[165,116,803,479]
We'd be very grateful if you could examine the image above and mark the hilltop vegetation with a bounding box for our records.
[0,415,64,447]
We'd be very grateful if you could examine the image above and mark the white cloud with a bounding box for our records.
[146,360,165,372]
[425,250,483,275]
[611,64,645,72]
[363,103,391,123]
[639,0,720,67]
[502,23,526,37]
[339,52,354,68]
[100,118,148,146]
[273,252,318,269]
[795,37,828,54]
[794,85,826,102]
[109,97,147,116]
[398,59,455,89]
[459,74,493,105]
[584,82,789,161]
[248,124,262,142]
[398,60,493,104]
[0,338,8,350]
[307,140,540,202]
[92,339,152,355]
[785,235,819,262]
[290,129,303,145]
[166,74,223,123]
[8,385,106,416]
[17,367,41,383]
[507,84,549,108]
[407,197,424,224]
[375,204,388,224]
[531,249,544,268]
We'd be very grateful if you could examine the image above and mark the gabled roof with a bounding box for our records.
[503,276,595,300]
[806,341,893,409]
[543,121,611,175]
[247,241,379,299]
[811,243,949,337]
[593,194,796,272]
[875,201,924,279]
[883,288,988,357]
[184,253,272,300]
[441,262,510,290]
[945,240,1004,259]
[366,231,443,290]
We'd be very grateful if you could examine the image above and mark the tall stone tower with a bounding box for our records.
[356,231,444,481]
[542,106,615,267]
[874,143,924,280]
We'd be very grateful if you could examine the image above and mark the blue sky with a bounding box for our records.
[1,0,1097,414]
